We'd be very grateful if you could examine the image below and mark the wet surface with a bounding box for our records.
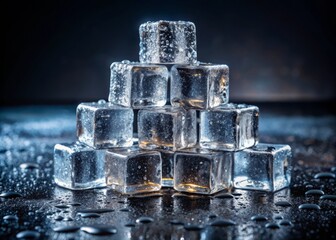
[0,105,335,239]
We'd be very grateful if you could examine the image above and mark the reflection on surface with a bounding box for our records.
[0,106,335,239]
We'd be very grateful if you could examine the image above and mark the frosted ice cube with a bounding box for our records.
[233,143,292,192]
[138,106,197,151]
[54,142,106,190]
[105,146,161,194]
[200,103,259,151]
[174,148,232,194]
[108,62,168,109]
[171,64,229,109]
[76,101,133,149]
[139,20,197,64]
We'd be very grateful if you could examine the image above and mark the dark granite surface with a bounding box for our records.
[0,104,335,239]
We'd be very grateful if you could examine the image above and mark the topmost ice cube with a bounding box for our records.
[139,20,197,64]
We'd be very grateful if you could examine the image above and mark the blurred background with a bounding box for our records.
[2,0,335,105]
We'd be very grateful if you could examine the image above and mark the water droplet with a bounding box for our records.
[67,202,81,206]
[77,208,114,214]
[19,162,40,170]
[0,191,22,199]
[54,215,64,221]
[54,204,69,209]
[136,216,154,224]
[279,220,292,226]
[214,193,234,199]
[53,226,80,233]
[79,213,100,218]
[210,219,235,226]
[98,99,106,105]
[125,223,136,227]
[231,192,242,196]
[208,214,217,219]
[305,189,324,196]
[81,225,117,235]
[267,146,276,151]
[16,230,40,239]
[298,203,321,210]
[251,215,268,221]
[184,224,204,231]
[3,215,18,221]
[314,172,335,179]
[158,24,168,31]
[320,195,336,201]
[274,215,283,220]
[275,201,292,207]
[265,223,280,229]
[170,219,184,225]
[63,217,73,221]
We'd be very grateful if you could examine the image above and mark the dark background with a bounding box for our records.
[2,0,335,105]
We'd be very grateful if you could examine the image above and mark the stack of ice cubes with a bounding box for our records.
[54,20,292,195]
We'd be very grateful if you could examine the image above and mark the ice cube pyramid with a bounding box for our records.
[54,20,292,194]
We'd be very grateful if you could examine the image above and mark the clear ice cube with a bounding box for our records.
[233,143,292,192]
[76,101,133,149]
[200,103,259,151]
[105,146,162,194]
[108,62,169,108]
[138,106,197,151]
[174,148,232,194]
[171,64,229,109]
[159,150,175,187]
[139,20,197,64]
[54,142,106,190]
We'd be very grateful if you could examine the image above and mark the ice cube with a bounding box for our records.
[174,148,232,194]
[138,106,197,151]
[54,142,106,190]
[233,143,292,192]
[108,62,169,109]
[200,103,259,151]
[139,20,197,64]
[105,146,161,194]
[76,101,133,149]
[171,64,229,109]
